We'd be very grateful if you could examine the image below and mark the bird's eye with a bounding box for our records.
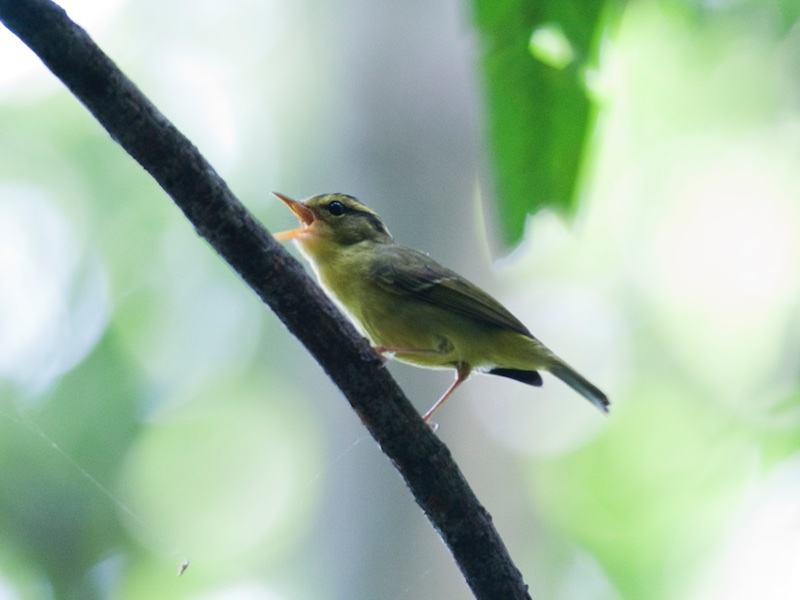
[327,201,346,216]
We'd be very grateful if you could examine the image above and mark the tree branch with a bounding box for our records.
[0,1,531,597]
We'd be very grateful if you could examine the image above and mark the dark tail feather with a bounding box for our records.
[550,363,609,414]
[488,368,543,387]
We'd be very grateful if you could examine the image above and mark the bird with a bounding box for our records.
[272,192,609,422]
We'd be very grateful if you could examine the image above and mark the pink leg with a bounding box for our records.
[374,345,446,356]
[422,364,472,422]
[374,344,448,366]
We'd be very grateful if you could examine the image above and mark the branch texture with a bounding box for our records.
[0,1,531,598]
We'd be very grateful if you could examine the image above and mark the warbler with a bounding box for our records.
[272,192,609,421]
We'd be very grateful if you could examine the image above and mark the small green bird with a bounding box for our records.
[273,192,609,422]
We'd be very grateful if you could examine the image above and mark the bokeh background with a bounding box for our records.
[2,0,800,598]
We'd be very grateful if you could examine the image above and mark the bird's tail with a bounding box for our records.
[550,362,609,414]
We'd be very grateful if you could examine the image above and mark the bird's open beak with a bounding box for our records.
[271,192,315,240]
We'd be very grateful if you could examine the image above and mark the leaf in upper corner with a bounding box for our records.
[472,0,610,247]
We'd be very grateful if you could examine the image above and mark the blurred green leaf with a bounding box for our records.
[0,332,140,598]
[472,0,609,246]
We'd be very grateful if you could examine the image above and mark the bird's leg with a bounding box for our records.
[373,345,434,367]
[374,337,453,361]
[374,345,445,356]
[422,364,472,423]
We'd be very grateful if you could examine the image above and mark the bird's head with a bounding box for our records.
[272,193,392,257]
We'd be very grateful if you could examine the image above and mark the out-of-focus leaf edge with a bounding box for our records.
[472,0,613,248]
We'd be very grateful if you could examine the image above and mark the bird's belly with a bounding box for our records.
[369,314,551,375]
[356,301,463,369]
[356,300,536,371]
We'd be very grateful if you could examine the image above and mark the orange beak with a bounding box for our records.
[271,192,315,241]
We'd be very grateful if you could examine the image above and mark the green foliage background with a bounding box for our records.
[473,0,608,245]
[2,1,800,599]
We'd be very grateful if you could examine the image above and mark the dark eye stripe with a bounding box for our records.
[324,196,389,236]
[361,213,389,236]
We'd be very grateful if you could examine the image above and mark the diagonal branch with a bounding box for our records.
[0,1,531,598]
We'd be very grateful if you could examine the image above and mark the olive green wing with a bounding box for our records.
[370,246,531,337]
